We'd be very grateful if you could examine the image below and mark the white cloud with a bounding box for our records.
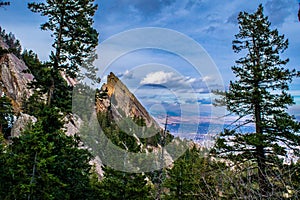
[141,71,175,85]
[140,71,200,89]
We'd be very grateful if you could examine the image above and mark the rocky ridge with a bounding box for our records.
[98,72,161,130]
[0,38,33,113]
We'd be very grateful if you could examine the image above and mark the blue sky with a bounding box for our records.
[0,0,299,138]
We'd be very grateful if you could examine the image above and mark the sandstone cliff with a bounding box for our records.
[0,38,33,113]
[98,72,161,130]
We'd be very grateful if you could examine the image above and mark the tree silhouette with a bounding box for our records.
[213,4,300,198]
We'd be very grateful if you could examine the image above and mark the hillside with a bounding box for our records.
[0,31,184,175]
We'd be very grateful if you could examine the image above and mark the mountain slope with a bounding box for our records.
[97,72,161,130]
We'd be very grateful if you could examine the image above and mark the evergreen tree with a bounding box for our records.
[0,133,10,199]
[213,4,300,198]
[22,50,72,115]
[28,0,99,105]
[287,161,300,198]
[0,27,22,58]
[0,93,14,138]
[164,147,198,200]
[1,121,95,200]
[0,2,101,198]
[93,112,153,199]
[99,166,151,200]
[164,145,224,199]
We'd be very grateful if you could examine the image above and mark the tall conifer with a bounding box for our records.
[28,0,99,105]
[213,5,300,198]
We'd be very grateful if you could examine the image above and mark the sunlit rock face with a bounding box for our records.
[0,38,33,113]
[99,72,161,129]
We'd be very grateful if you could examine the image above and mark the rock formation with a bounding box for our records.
[0,41,32,113]
[10,113,37,137]
[99,72,161,129]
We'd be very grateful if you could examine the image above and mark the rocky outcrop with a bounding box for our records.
[11,113,37,137]
[0,41,32,113]
[100,72,161,129]
[95,96,110,113]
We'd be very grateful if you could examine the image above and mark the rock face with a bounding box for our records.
[100,72,161,129]
[0,39,33,113]
[0,36,34,137]
[11,113,37,137]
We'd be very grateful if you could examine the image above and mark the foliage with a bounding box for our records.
[28,0,99,79]
[22,50,73,115]
[0,1,101,199]
[94,111,154,199]
[212,4,300,198]
[0,26,22,58]
[2,2,300,199]
[98,165,151,200]
[0,93,14,138]
[27,0,99,107]
[0,121,95,200]
[97,111,141,153]
[0,24,97,199]
[164,145,226,199]
[286,161,300,198]
[0,134,10,198]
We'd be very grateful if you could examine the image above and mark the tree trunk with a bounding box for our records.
[47,7,65,106]
[251,34,269,198]
[254,92,268,197]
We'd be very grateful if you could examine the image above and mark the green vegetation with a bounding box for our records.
[0,3,299,200]
[28,0,99,106]
[0,121,95,200]
[164,145,226,199]
[0,26,22,58]
[213,4,300,199]
[97,165,151,200]
[0,93,14,138]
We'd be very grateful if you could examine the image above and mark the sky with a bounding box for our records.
[0,0,299,139]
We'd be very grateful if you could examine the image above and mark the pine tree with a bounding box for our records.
[28,0,99,105]
[0,133,10,199]
[99,166,151,200]
[0,2,101,198]
[164,147,198,200]
[164,145,224,199]
[0,93,14,138]
[1,121,95,200]
[22,50,72,115]
[93,112,152,199]
[0,27,22,58]
[213,4,300,198]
